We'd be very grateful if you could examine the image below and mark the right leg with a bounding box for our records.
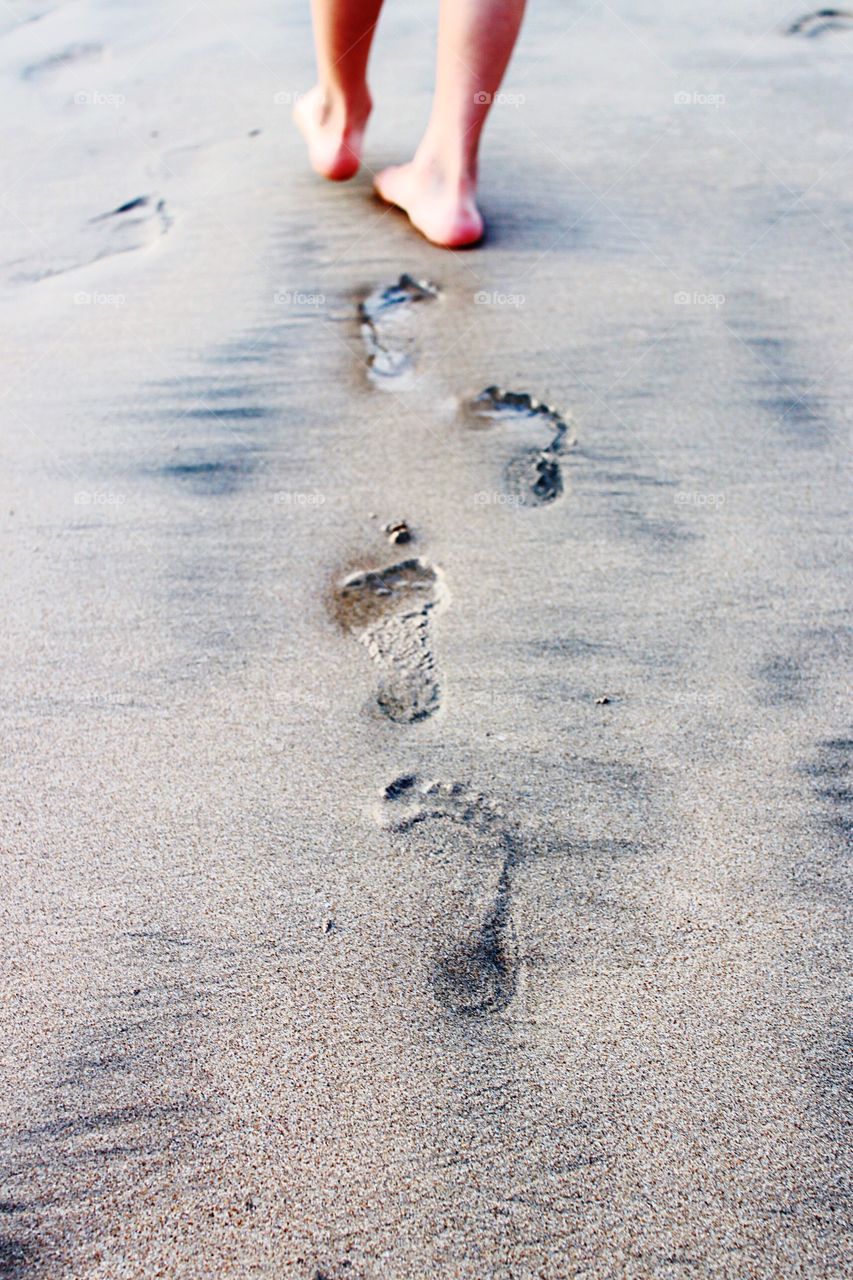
[294,0,384,181]
[375,0,527,245]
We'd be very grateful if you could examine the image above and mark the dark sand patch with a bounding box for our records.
[23,41,103,80]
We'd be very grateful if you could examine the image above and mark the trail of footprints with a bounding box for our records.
[334,276,572,1015]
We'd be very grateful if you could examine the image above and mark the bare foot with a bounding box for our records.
[374,158,484,248]
[294,85,371,182]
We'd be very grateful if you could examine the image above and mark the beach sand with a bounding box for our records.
[0,1,850,1276]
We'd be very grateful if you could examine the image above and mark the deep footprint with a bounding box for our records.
[358,274,440,387]
[787,9,853,36]
[378,775,522,1015]
[334,559,447,722]
[466,387,573,507]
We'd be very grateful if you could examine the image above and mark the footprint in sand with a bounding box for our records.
[23,41,104,80]
[333,558,447,723]
[9,194,171,284]
[358,274,440,388]
[377,775,521,1015]
[787,9,853,36]
[465,387,573,507]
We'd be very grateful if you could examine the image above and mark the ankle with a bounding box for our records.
[412,143,478,194]
[317,81,372,127]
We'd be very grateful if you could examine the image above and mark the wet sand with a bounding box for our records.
[0,1,851,1276]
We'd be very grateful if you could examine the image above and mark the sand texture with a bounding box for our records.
[0,1,850,1276]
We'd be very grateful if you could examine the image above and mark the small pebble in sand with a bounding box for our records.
[595,695,611,705]
[383,519,413,544]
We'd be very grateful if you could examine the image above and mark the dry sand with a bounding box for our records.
[0,1,851,1276]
